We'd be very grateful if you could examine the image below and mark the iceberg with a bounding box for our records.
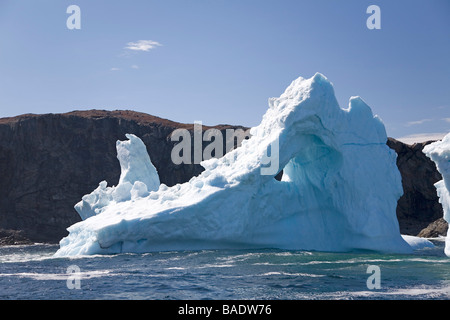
[423,133,450,257]
[74,133,160,220]
[55,73,427,256]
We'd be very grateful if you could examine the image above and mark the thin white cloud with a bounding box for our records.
[442,118,450,123]
[406,119,433,126]
[131,65,139,69]
[396,132,447,145]
[110,67,120,71]
[125,40,162,52]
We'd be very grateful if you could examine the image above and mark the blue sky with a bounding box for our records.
[0,0,448,142]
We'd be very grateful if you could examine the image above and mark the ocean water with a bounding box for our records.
[0,240,449,300]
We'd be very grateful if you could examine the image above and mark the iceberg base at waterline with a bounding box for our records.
[55,73,434,257]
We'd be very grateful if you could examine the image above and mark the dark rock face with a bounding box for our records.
[387,138,445,236]
[0,110,445,244]
[417,218,448,238]
[0,229,33,245]
[0,110,248,243]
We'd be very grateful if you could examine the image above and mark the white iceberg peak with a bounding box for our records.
[117,133,160,191]
[73,133,160,221]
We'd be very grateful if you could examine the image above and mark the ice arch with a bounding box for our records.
[55,73,425,256]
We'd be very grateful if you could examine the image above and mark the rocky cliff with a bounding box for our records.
[0,110,445,244]
[387,138,446,236]
[0,110,248,244]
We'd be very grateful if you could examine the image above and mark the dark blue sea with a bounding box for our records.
[0,240,449,300]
